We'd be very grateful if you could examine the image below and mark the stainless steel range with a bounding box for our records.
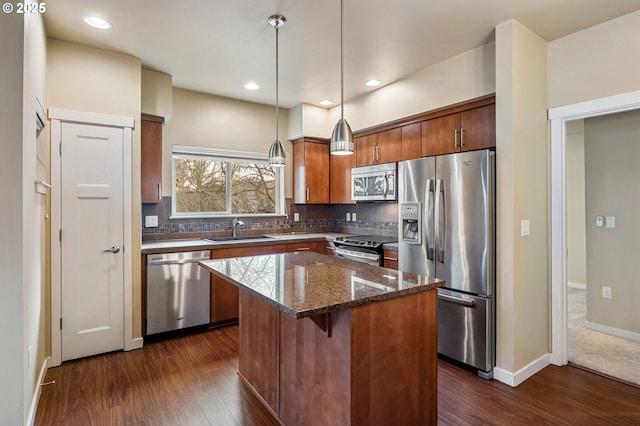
[333,235,397,266]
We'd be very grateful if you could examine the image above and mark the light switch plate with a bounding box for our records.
[293,212,300,222]
[346,212,351,221]
[520,219,530,237]
[352,213,357,222]
[145,215,158,228]
[606,216,616,228]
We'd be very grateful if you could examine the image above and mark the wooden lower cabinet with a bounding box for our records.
[239,288,438,426]
[238,291,280,410]
[322,241,336,256]
[286,241,319,253]
[210,244,286,324]
[383,249,398,269]
[210,275,239,323]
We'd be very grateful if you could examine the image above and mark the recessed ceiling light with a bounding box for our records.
[244,82,260,90]
[320,100,333,106]
[83,16,112,30]
[365,79,381,87]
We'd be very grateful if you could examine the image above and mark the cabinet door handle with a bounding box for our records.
[454,129,458,148]
[157,182,162,201]
[460,128,465,147]
[306,188,310,201]
[297,247,311,251]
[376,146,380,162]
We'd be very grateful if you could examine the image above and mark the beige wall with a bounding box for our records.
[566,120,587,285]
[0,10,48,424]
[142,69,173,119]
[548,10,640,108]
[163,87,292,198]
[47,39,143,338]
[0,11,27,425]
[288,102,332,140]
[24,10,48,422]
[495,20,549,373]
[584,110,640,333]
[336,42,496,132]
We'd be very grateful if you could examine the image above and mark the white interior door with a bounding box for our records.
[61,122,124,361]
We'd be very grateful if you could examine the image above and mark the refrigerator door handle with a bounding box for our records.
[438,292,475,307]
[425,179,434,260]
[436,179,446,263]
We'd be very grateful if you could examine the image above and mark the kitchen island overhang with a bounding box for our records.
[199,251,444,426]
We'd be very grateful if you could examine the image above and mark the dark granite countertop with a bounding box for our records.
[199,251,443,319]
[141,232,350,255]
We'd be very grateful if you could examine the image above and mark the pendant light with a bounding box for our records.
[330,0,353,155]
[268,15,287,167]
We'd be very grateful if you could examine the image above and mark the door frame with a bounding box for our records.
[548,90,640,366]
[49,108,136,367]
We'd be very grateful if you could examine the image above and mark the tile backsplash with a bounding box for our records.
[141,197,398,241]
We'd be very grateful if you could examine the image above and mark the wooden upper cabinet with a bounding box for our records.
[356,129,402,166]
[459,103,495,151]
[355,134,378,167]
[330,150,356,204]
[292,137,329,204]
[421,103,495,156]
[377,128,402,164]
[401,123,421,160]
[421,113,460,157]
[141,114,164,203]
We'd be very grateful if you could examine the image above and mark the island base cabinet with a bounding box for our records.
[238,289,438,426]
[279,310,352,426]
[238,292,280,411]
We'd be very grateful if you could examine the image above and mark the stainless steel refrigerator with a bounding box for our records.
[398,149,495,378]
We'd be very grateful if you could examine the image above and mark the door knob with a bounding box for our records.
[103,246,120,253]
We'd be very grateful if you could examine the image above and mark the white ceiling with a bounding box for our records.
[43,0,640,109]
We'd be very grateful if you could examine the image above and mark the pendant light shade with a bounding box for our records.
[330,0,354,155]
[268,139,286,166]
[268,15,287,167]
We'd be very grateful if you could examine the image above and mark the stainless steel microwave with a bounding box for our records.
[351,163,396,201]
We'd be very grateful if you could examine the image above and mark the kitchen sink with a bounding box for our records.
[202,235,277,243]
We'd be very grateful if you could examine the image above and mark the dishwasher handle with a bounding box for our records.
[148,258,206,266]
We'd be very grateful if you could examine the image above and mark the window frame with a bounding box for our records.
[171,145,285,218]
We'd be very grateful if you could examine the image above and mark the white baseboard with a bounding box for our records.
[568,282,586,290]
[26,356,50,426]
[125,337,144,351]
[493,353,550,387]
[584,320,640,342]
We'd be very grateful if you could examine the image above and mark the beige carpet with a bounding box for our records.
[567,286,640,387]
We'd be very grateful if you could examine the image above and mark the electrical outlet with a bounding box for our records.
[352,213,357,222]
[145,215,158,228]
[346,212,351,221]
[293,212,300,222]
[521,219,530,236]
[606,216,616,228]
[602,286,612,299]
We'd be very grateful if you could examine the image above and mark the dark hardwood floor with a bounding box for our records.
[35,325,640,425]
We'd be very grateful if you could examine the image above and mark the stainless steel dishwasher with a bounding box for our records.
[146,250,211,335]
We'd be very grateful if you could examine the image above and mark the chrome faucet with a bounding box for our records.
[231,218,245,237]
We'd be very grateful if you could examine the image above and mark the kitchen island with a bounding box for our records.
[199,251,443,426]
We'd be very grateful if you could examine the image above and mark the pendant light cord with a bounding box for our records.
[340,0,345,122]
[275,22,280,142]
